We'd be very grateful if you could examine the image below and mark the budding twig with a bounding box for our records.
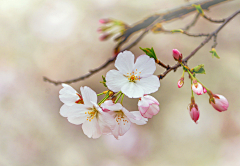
[159,9,240,80]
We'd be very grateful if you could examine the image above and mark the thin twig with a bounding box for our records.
[159,9,240,80]
[202,14,225,23]
[183,13,200,31]
[43,56,116,85]
[161,29,209,37]
[212,34,218,48]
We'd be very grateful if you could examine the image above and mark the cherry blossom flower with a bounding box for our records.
[138,95,160,118]
[60,86,115,139]
[192,82,203,95]
[210,94,229,112]
[59,83,83,106]
[101,100,147,139]
[106,51,160,98]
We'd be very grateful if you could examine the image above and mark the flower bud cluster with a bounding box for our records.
[97,18,127,41]
[59,51,160,139]
[173,49,229,124]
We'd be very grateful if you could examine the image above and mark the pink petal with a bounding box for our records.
[129,111,148,125]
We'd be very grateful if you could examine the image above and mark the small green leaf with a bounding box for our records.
[192,64,206,74]
[192,4,204,15]
[100,75,107,87]
[171,29,183,33]
[210,48,220,59]
[140,47,157,60]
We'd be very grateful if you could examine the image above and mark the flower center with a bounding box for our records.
[115,111,129,125]
[85,107,98,122]
[75,93,84,104]
[126,69,141,83]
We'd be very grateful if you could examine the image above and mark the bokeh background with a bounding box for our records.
[1,0,240,165]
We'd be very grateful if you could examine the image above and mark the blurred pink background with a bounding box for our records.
[0,0,240,165]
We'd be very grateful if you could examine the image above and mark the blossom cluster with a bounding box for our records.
[59,51,160,139]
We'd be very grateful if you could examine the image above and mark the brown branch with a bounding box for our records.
[114,0,231,53]
[43,0,232,85]
[43,56,116,85]
[202,14,226,23]
[159,9,240,80]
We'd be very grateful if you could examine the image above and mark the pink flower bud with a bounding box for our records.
[99,19,112,24]
[172,49,182,61]
[99,33,112,41]
[210,94,229,112]
[203,87,207,93]
[192,82,203,95]
[189,103,200,124]
[178,77,184,88]
[138,95,160,119]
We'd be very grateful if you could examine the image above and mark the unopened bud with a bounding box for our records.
[203,87,207,93]
[192,81,203,95]
[210,94,229,112]
[178,77,184,88]
[188,98,200,124]
[99,19,112,24]
[99,33,112,41]
[172,49,182,61]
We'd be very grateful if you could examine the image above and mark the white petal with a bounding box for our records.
[98,112,116,135]
[67,113,88,125]
[133,55,156,77]
[137,75,160,95]
[129,111,148,125]
[118,116,131,136]
[101,101,123,111]
[80,86,97,107]
[115,51,134,74]
[60,83,77,94]
[138,97,150,108]
[82,117,102,139]
[106,70,128,92]
[60,104,88,117]
[59,84,79,105]
[121,82,144,98]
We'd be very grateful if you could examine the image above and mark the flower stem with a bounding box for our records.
[98,91,110,105]
[115,92,123,104]
[97,92,105,96]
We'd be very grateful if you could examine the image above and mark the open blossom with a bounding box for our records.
[59,83,83,106]
[138,95,160,118]
[59,85,115,139]
[192,82,203,95]
[210,94,229,112]
[101,100,147,139]
[106,51,160,98]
